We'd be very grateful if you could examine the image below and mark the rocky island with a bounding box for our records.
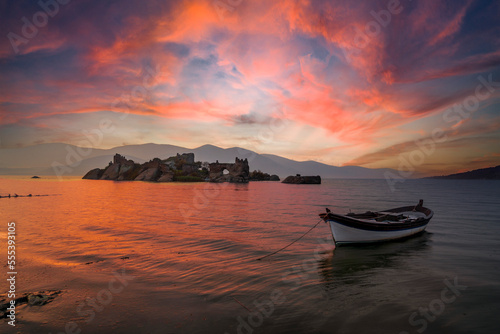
[83,153,250,183]
[282,174,321,184]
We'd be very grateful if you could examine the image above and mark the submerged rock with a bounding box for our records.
[28,294,50,306]
[0,290,62,318]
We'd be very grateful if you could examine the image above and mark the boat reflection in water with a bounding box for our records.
[317,231,432,295]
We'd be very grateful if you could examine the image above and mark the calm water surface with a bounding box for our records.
[1,177,499,333]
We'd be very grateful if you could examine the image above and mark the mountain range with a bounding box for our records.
[0,143,398,179]
[426,165,500,180]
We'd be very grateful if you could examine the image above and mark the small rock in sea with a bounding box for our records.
[282,175,321,184]
[0,290,62,318]
[28,294,49,306]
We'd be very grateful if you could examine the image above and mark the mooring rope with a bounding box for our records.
[256,218,324,261]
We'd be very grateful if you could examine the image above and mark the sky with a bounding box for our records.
[1,0,500,176]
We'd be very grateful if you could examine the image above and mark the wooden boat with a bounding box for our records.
[319,200,433,245]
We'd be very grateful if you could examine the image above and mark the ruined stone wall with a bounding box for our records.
[208,157,249,183]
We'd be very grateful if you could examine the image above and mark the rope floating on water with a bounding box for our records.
[256,218,324,261]
[0,194,62,199]
[231,296,252,312]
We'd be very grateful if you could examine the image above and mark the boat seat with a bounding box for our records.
[375,213,405,222]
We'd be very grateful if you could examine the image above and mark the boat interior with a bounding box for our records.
[319,200,433,223]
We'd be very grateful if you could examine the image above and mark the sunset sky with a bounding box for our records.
[1,0,500,175]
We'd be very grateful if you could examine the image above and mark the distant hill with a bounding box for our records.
[427,165,500,180]
[0,143,399,179]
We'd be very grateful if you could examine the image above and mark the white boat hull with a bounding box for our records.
[320,201,433,245]
[328,220,428,244]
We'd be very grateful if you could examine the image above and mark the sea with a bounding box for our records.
[0,177,499,334]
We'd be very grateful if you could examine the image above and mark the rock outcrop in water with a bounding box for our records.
[83,153,202,182]
[282,174,321,184]
[83,153,251,183]
[249,170,280,181]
